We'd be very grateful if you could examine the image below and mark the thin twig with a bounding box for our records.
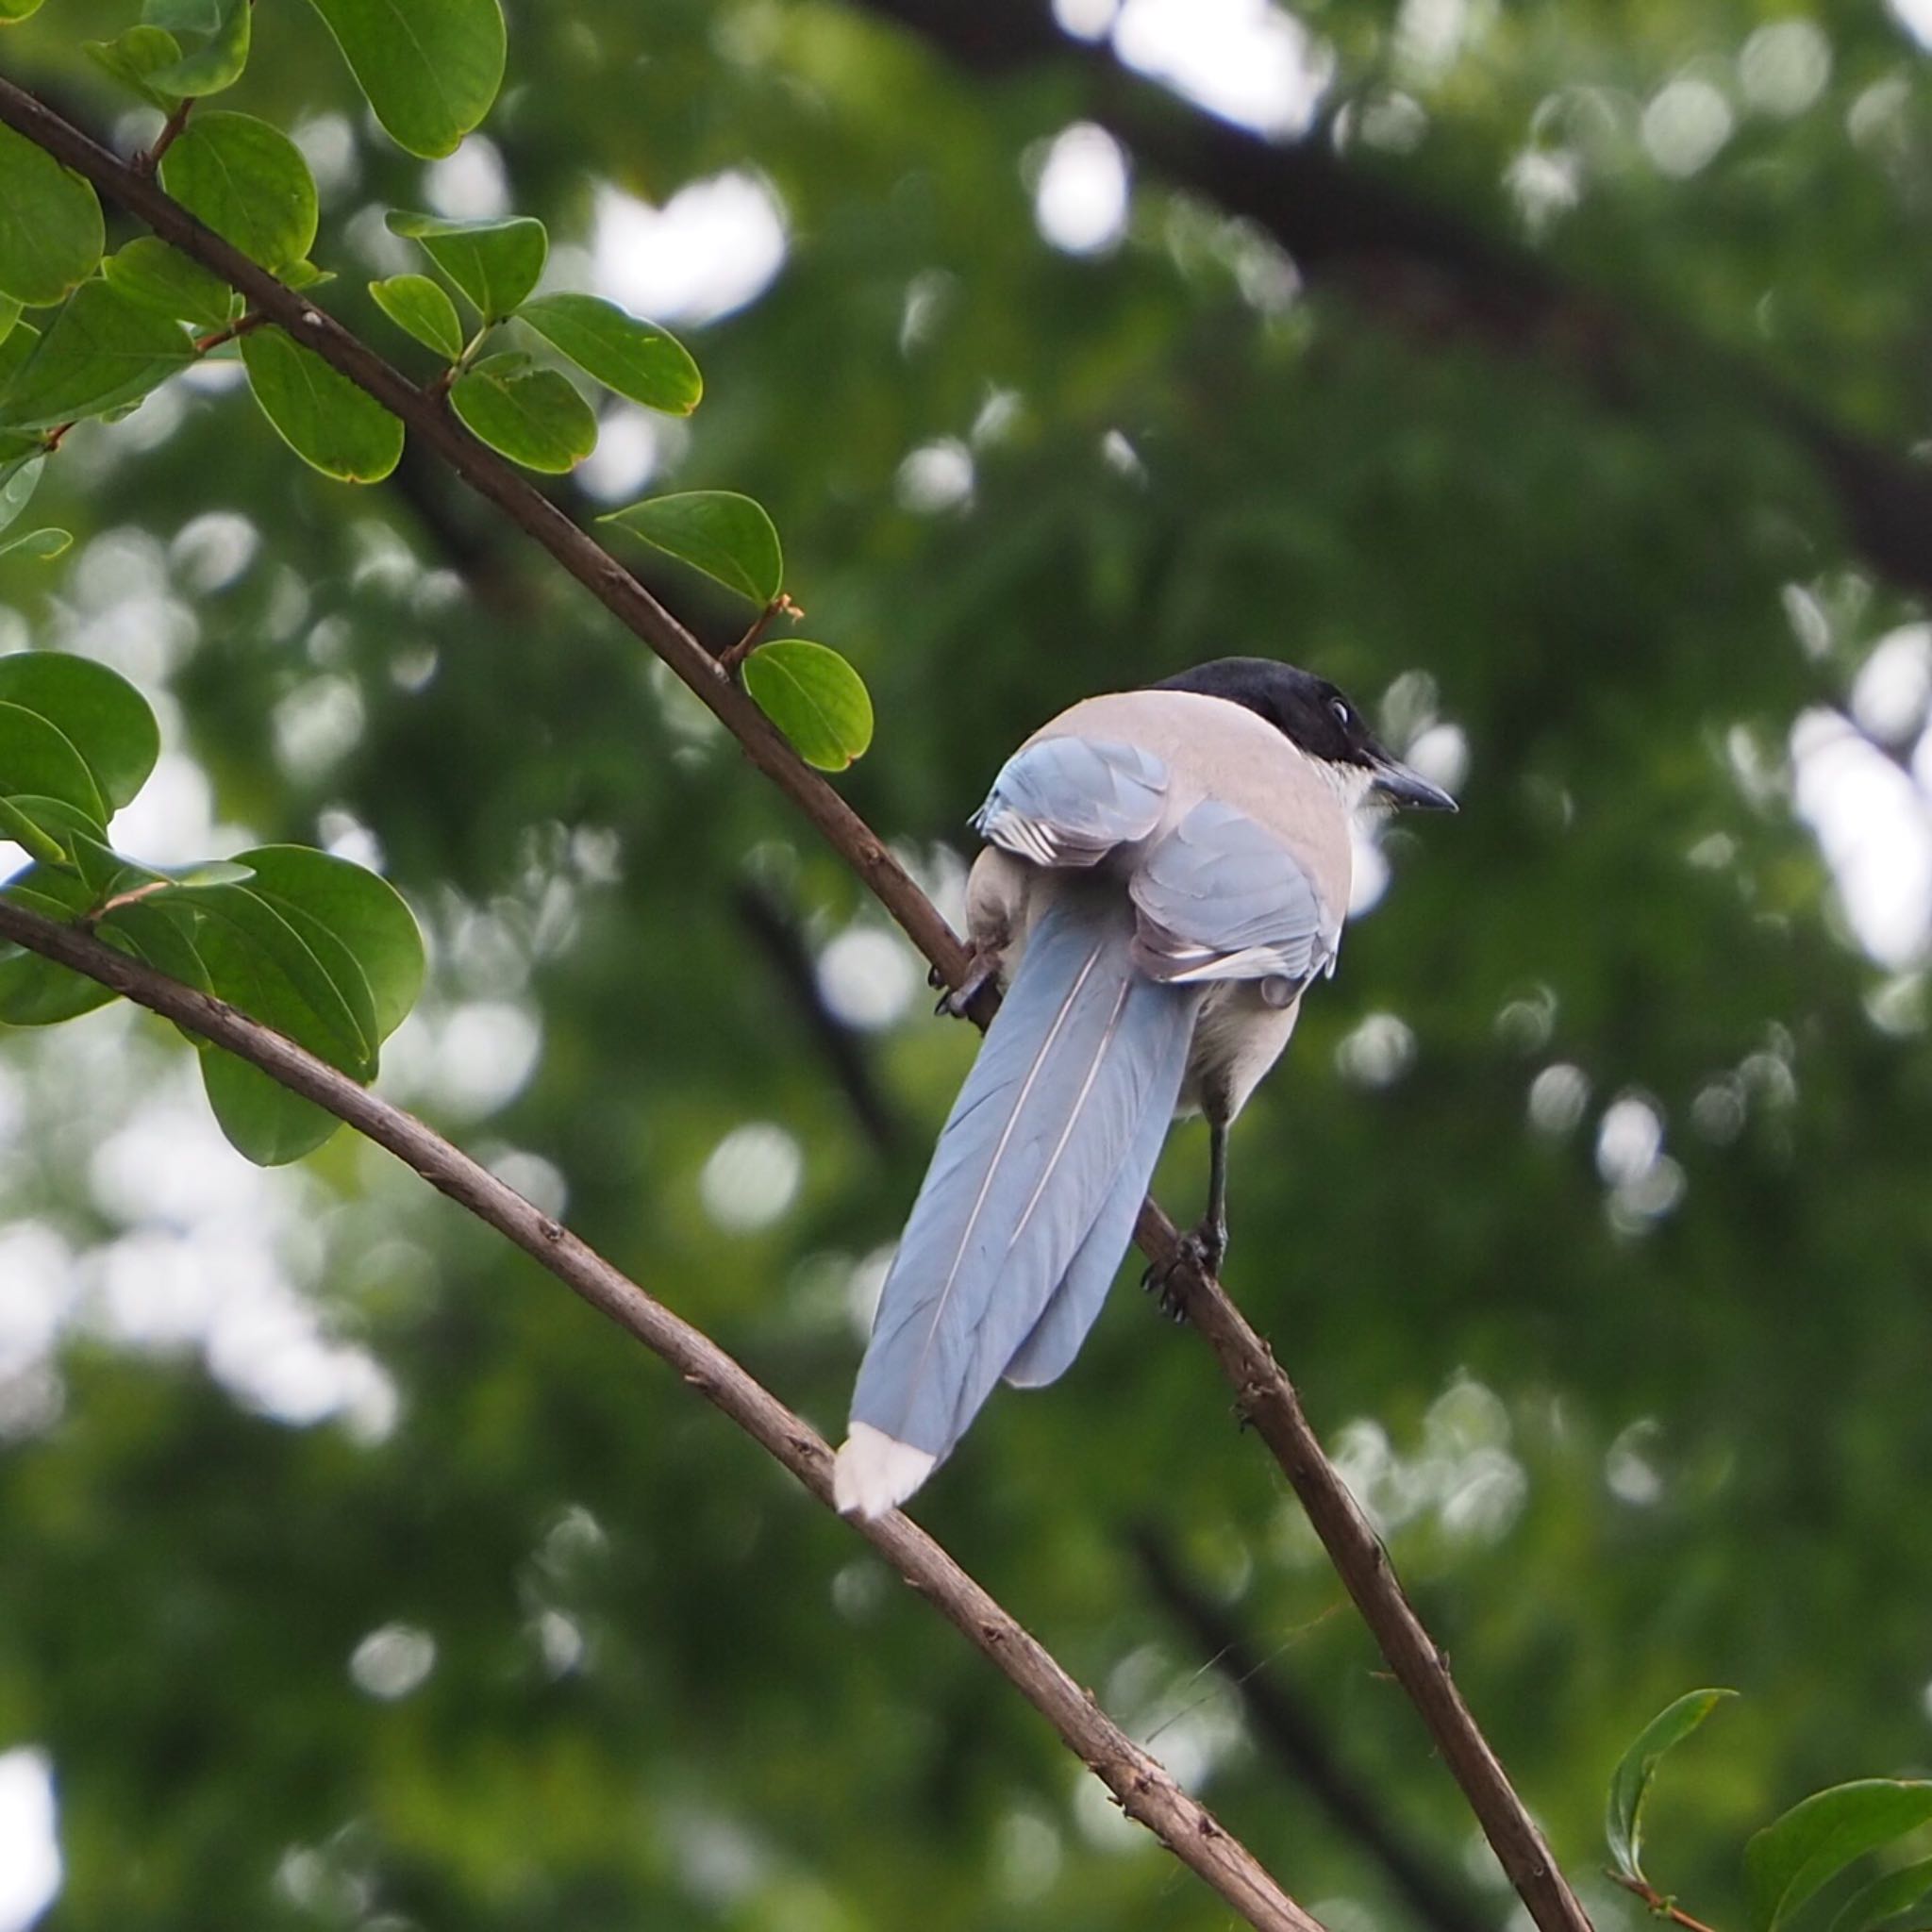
[1607,1872,1724,1932]
[719,591,802,675]
[0,893,1316,1932]
[138,95,192,175]
[0,75,1587,1932]
[192,309,266,355]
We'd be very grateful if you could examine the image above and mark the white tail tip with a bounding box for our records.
[833,1424,936,1518]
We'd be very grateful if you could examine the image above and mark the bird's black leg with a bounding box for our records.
[1142,1115,1231,1322]
[930,938,1003,1020]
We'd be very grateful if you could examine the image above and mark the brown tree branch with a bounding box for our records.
[0,893,1317,1932]
[0,71,1588,1932]
[1135,1529,1497,1932]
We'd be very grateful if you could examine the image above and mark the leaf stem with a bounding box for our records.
[1608,1871,1725,1932]
[139,96,194,176]
[193,309,267,354]
[81,877,173,930]
[719,591,802,676]
[428,323,493,399]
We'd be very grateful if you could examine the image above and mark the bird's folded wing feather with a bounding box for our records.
[1129,797,1339,985]
[972,736,1168,868]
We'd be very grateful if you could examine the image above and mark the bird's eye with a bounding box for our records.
[1329,698,1352,729]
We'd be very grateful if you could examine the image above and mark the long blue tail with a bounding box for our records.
[841,888,1198,1507]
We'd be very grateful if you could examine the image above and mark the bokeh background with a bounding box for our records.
[3,0,1932,1925]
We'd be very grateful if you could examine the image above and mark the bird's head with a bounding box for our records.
[1154,657,1458,812]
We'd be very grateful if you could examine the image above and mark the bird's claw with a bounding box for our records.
[933,947,999,1020]
[1141,1224,1226,1324]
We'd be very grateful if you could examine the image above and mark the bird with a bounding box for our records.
[832,658,1456,1518]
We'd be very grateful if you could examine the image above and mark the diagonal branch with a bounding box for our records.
[0,894,1316,1932]
[0,72,1588,1932]
[1135,1529,1497,1932]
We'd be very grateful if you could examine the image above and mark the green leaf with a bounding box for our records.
[742,641,874,772]
[449,354,595,473]
[159,858,256,889]
[0,296,21,347]
[83,25,187,108]
[0,703,107,824]
[142,0,252,95]
[159,112,319,272]
[1606,1690,1737,1884]
[0,453,40,536]
[515,293,702,415]
[280,260,333,292]
[386,211,544,320]
[1747,1784,1932,1932]
[0,280,194,433]
[370,274,464,359]
[102,894,210,989]
[232,845,423,1039]
[0,654,160,812]
[0,795,99,873]
[0,794,69,867]
[240,326,404,483]
[303,0,506,159]
[0,124,106,309]
[200,1049,341,1164]
[100,893,215,1045]
[186,880,384,1164]
[0,324,38,394]
[189,882,374,1075]
[0,527,69,562]
[599,491,784,604]
[0,869,116,1025]
[0,0,52,23]
[1831,1859,1932,1932]
[104,238,235,330]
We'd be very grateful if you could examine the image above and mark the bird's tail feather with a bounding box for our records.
[837,890,1196,1516]
[1001,1052,1178,1391]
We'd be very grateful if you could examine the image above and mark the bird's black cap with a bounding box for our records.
[1153,658,1457,810]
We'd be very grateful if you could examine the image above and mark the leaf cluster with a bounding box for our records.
[0,651,424,1163]
[1607,1694,1932,1932]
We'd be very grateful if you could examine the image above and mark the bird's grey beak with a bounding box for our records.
[1368,757,1457,812]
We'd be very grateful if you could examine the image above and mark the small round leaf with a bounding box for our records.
[303,0,506,160]
[516,293,701,415]
[0,124,105,308]
[0,280,195,433]
[159,112,319,273]
[386,210,545,320]
[0,654,160,812]
[104,238,236,331]
[450,355,596,473]
[742,640,874,772]
[241,325,404,483]
[370,274,465,359]
[1747,1784,1932,1932]
[599,491,783,605]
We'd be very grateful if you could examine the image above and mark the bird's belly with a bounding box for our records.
[1177,981,1303,1124]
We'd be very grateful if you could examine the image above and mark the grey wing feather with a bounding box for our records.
[1129,797,1339,985]
[973,737,1168,869]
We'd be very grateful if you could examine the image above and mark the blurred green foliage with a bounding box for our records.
[2,0,1932,1928]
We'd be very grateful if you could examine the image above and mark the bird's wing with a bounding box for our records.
[1129,796,1340,986]
[972,736,1169,869]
